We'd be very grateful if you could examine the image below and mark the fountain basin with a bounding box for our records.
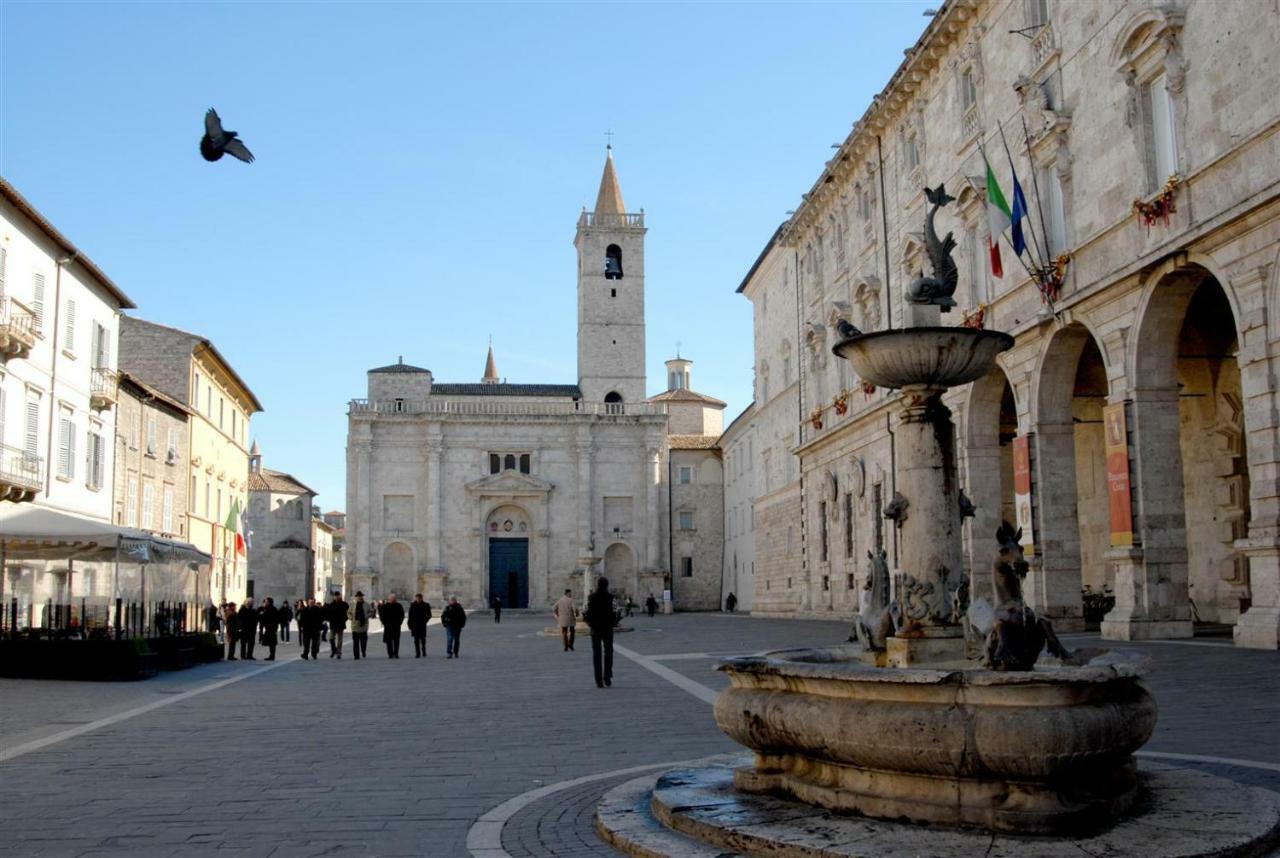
[832,327,1014,389]
[714,644,1156,835]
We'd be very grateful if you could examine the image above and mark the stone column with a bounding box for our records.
[1101,388,1193,639]
[354,438,371,572]
[962,444,1004,604]
[1234,264,1280,648]
[425,439,444,570]
[885,385,966,666]
[1030,421,1086,630]
[646,445,662,573]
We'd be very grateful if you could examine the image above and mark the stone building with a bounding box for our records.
[722,227,804,615]
[728,0,1280,649]
[119,317,262,604]
[312,515,336,601]
[656,358,726,610]
[320,509,346,594]
[345,150,726,610]
[113,372,192,541]
[245,445,318,604]
[0,177,133,619]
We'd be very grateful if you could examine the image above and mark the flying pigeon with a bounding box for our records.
[200,108,254,163]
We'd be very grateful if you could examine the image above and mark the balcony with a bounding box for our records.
[90,367,119,411]
[0,443,42,503]
[1030,24,1057,70]
[961,105,980,143]
[577,211,645,229]
[349,398,669,418]
[0,298,37,361]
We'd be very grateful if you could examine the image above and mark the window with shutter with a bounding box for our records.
[142,483,155,530]
[32,274,44,333]
[94,433,104,488]
[162,486,174,533]
[24,396,39,458]
[58,414,74,479]
[146,417,157,455]
[126,479,138,528]
[64,299,76,352]
[92,322,109,369]
[167,427,179,460]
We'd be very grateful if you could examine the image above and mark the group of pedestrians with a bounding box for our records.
[213,591,470,662]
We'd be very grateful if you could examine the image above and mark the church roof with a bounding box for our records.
[594,147,626,215]
[669,435,720,450]
[649,388,727,407]
[370,357,430,374]
[249,467,316,497]
[432,383,582,398]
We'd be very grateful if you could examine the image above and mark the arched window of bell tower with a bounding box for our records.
[605,244,624,280]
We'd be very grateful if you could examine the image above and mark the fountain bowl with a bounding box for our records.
[832,327,1014,389]
[714,643,1156,835]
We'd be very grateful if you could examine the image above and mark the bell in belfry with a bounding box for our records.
[605,244,624,279]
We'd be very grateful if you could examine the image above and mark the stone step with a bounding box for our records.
[594,770,742,858]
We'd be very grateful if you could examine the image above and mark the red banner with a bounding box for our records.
[1012,434,1035,557]
[1104,403,1134,547]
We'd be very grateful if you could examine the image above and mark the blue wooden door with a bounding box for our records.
[488,539,529,608]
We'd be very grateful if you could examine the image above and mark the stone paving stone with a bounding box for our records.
[0,614,1274,857]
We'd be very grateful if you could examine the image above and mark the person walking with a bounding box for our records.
[624,596,634,618]
[441,597,466,659]
[326,592,350,658]
[238,598,260,660]
[299,597,324,660]
[491,594,502,623]
[725,592,737,613]
[378,594,405,658]
[645,593,658,618]
[222,602,239,661]
[408,594,433,658]
[259,598,280,661]
[348,591,371,660]
[278,600,293,643]
[584,578,617,688]
[294,600,305,646]
[552,589,577,652]
[205,602,221,638]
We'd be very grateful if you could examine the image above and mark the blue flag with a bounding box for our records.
[1011,174,1029,258]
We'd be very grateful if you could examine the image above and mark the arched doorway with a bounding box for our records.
[486,505,530,608]
[604,542,636,601]
[382,542,414,598]
[1110,264,1245,638]
[963,366,1018,601]
[1032,323,1110,629]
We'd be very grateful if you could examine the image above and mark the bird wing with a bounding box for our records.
[204,108,224,142]
[223,138,255,163]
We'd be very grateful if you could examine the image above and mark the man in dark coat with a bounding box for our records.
[298,598,324,660]
[408,594,433,658]
[326,592,350,658]
[378,594,405,658]
[258,598,280,661]
[491,594,502,623]
[349,591,371,659]
[441,597,467,659]
[645,593,658,618]
[238,598,260,660]
[584,578,617,688]
[278,600,293,642]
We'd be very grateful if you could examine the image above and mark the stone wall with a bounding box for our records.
[671,448,724,610]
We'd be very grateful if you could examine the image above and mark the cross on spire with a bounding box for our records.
[605,128,614,149]
[676,340,682,359]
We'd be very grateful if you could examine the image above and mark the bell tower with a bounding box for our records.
[575,146,647,404]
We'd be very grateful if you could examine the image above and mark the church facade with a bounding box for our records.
[345,152,725,610]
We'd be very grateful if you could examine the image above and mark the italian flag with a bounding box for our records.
[225,498,246,556]
[986,160,1012,279]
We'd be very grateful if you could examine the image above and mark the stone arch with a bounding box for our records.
[1029,322,1112,627]
[963,364,1019,595]
[1108,260,1249,639]
[1266,250,1280,343]
[1109,8,1179,70]
[603,542,636,599]
[485,503,530,537]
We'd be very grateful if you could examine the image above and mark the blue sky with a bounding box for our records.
[1,0,932,509]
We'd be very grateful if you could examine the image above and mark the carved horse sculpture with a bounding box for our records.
[984,520,1072,671]
[904,184,959,309]
[853,548,899,651]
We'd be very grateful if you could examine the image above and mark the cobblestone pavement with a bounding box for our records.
[0,613,1276,857]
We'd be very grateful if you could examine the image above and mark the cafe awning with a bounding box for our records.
[0,505,211,565]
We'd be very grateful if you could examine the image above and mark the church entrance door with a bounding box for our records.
[488,539,529,608]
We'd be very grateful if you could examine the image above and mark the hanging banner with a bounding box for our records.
[1012,434,1035,557]
[1104,403,1134,547]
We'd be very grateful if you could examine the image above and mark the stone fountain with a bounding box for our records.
[594,185,1280,857]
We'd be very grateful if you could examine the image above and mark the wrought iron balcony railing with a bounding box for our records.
[0,298,37,361]
[90,367,119,410]
[0,443,43,502]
